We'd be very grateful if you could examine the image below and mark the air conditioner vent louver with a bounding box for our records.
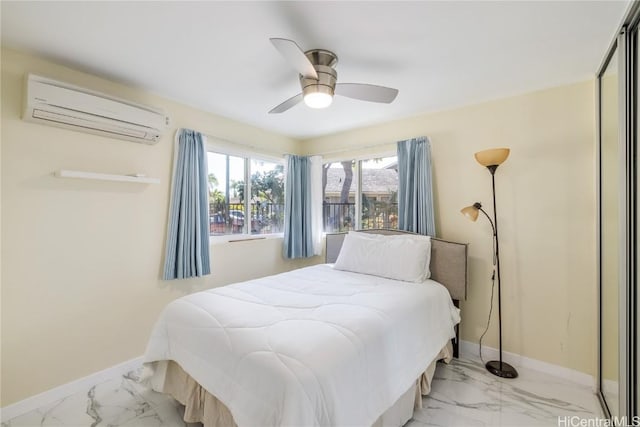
[23,74,168,144]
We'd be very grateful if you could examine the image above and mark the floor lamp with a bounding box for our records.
[461,147,518,379]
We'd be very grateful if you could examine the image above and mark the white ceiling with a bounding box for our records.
[1,1,629,139]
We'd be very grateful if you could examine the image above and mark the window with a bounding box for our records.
[360,157,399,230]
[248,159,285,235]
[322,161,356,232]
[322,155,398,232]
[208,151,285,237]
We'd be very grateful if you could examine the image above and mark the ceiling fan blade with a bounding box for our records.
[268,93,304,114]
[270,38,318,80]
[335,83,399,103]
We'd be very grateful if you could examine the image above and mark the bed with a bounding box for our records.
[143,230,468,427]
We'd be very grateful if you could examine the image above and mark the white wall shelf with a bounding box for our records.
[55,169,160,184]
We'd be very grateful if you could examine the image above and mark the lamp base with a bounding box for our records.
[486,360,518,378]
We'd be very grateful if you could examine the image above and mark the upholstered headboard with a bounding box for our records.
[325,230,468,301]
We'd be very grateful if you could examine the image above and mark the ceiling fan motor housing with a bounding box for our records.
[300,49,338,97]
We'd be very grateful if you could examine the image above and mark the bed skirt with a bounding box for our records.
[146,341,453,427]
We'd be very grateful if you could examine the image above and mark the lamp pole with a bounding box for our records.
[484,164,517,379]
[491,167,504,370]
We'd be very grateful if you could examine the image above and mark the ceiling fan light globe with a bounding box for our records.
[304,92,333,109]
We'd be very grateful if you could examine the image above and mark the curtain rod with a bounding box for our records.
[204,132,398,158]
[312,136,430,157]
[311,141,397,157]
[204,133,287,158]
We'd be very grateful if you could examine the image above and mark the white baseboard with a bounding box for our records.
[0,356,143,422]
[459,340,595,389]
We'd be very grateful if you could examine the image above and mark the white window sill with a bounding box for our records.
[209,233,284,245]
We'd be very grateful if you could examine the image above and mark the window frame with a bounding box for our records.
[206,141,285,243]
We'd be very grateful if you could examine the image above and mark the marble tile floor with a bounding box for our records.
[407,355,602,427]
[2,355,602,427]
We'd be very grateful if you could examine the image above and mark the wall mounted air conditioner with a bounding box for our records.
[23,74,169,144]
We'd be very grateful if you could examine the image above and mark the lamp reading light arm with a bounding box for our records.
[472,202,496,236]
[469,202,498,267]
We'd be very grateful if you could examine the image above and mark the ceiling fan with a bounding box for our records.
[268,38,399,114]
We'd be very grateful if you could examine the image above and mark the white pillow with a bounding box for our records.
[333,232,431,282]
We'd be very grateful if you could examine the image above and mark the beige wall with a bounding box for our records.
[1,46,598,407]
[0,48,321,406]
[301,81,597,376]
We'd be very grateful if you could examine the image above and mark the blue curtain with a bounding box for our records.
[162,129,211,279]
[397,136,436,236]
[283,155,314,258]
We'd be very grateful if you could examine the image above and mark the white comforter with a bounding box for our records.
[144,264,460,427]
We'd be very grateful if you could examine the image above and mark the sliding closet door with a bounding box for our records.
[633,27,639,418]
[599,41,621,418]
[598,9,639,417]
[637,26,640,410]
[621,25,637,419]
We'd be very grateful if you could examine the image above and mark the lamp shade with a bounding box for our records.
[474,148,510,167]
[461,205,480,221]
